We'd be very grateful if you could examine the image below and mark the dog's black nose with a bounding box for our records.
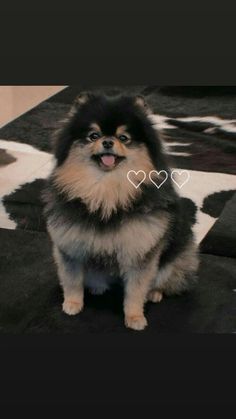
[102,139,114,149]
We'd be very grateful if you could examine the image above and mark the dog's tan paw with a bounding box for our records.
[125,314,148,331]
[148,289,163,303]
[62,299,83,316]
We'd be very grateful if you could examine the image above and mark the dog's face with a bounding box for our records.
[83,122,131,172]
[53,93,165,216]
[54,92,160,171]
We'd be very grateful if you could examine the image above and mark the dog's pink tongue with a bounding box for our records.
[101,155,115,167]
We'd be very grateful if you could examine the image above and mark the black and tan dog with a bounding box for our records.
[43,92,199,330]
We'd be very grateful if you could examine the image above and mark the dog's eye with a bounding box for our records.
[89,132,101,141]
[118,134,129,143]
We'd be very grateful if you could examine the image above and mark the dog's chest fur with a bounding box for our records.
[48,211,169,271]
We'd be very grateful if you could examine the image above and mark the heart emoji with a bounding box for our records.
[127,170,146,189]
[171,170,190,189]
[149,170,168,189]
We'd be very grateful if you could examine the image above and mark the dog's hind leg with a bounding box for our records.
[152,240,199,297]
[147,289,163,303]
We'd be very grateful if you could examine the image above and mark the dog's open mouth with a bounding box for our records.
[92,153,125,170]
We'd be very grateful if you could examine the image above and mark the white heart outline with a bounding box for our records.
[127,170,146,189]
[149,170,168,189]
[171,170,190,189]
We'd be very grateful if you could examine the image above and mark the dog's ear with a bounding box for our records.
[73,91,94,107]
[69,91,96,115]
[68,91,95,116]
[134,95,151,114]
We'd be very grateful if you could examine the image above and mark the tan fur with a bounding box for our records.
[62,300,83,316]
[53,142,155,219]
[124,258,157,330]
[115,125,128,135]
[115,125,131,143]
[88,123,101,135]
[48,212,169,269]
[53,246,84,314]
[148,289,163,302]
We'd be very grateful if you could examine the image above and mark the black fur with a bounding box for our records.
[44,93,195,270]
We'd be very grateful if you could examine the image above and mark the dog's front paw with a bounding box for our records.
[125,314,148,331]
[62,299,83,316]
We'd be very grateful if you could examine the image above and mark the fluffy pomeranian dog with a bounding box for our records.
[43,92,199,330]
